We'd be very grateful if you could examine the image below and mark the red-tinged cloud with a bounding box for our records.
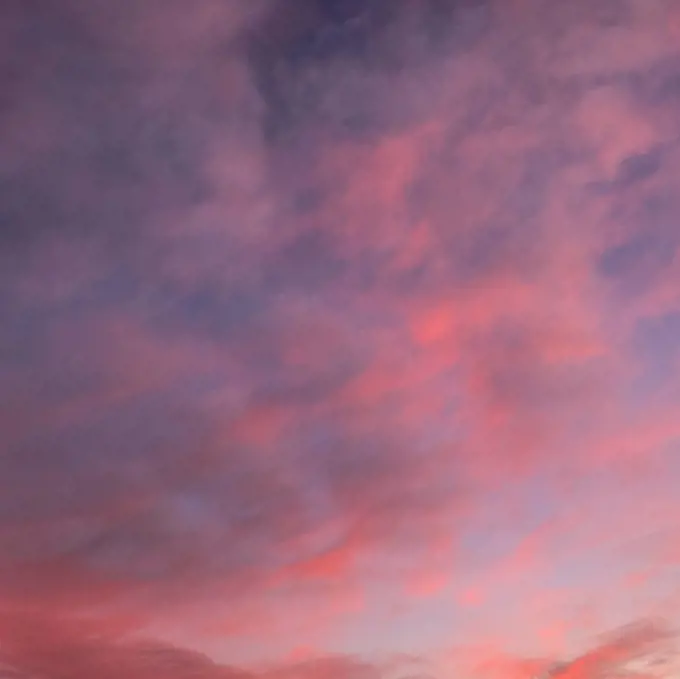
[455,620,674,679]
[0,611,412,679]
[3,0,680,673]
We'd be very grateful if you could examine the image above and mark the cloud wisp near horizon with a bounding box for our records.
[2,0,680,677]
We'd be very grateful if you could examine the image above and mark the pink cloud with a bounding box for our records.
[2,0,680,674]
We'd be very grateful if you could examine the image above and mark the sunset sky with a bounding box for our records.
[2,1,680,678]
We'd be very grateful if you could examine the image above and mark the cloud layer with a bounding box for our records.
[2,0,680,676]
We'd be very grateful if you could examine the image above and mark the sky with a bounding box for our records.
[1,0,680,677]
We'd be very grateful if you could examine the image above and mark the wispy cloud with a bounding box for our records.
[2,0,680,674]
